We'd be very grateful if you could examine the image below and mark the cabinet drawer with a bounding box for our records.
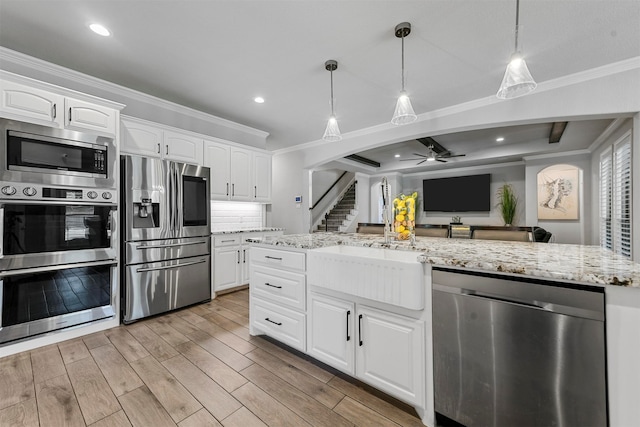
[251,297,305,352]
[251,265,305,310]
[252,247,305,272]
[214,235,241,247]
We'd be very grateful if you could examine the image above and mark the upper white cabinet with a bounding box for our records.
[121,117,202,164]
[65,98,116,134]
[0,78,118,135]
[230,147,252,201]
[253,152,272,202]
[204,139,272,203]
[0,80,63,125]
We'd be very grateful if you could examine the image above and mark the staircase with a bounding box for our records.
[316,183,357,232]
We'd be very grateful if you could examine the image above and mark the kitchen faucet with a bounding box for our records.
[381,177,391,244]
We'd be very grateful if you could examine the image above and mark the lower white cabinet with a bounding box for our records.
[308,292,425,406]
[356,305,425,406]
[308,293,355,374]
[250,245,307,352]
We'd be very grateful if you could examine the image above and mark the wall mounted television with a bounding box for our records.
[423,174,491,212]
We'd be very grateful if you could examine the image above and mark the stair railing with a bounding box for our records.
[310,173,356,232]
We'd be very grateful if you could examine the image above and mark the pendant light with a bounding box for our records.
[391,22,417,126]
[497,0,537,99]
[322,60,342,142]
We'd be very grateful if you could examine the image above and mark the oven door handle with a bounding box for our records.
[136,240,207,250]
[0,259,117,277]
[136,258,206,273]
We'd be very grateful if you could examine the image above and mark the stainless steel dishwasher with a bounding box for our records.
[432,268,607,427]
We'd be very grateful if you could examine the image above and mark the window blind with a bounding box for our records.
[613,138,632,257]
[599,135,632,257]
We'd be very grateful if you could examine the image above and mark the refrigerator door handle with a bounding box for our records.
[136,240,208,250]
[136,258,206,273]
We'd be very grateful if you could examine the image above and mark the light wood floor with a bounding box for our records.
[0,289,426,427]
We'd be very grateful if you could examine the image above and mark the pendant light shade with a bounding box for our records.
[497,0,537,99]
[391,22,417,125]
[322,60,342,142]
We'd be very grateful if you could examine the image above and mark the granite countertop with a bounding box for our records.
[249,232,640,288]
[211,227,284,235]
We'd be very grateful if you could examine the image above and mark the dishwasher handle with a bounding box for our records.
[434,283,604,321]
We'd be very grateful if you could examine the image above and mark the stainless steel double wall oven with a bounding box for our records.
[121,155,211,323]
[0,118,118,345]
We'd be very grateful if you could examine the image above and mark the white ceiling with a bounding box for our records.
[1,1,639,165]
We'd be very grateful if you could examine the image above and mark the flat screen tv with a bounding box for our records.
[423,174,491,212]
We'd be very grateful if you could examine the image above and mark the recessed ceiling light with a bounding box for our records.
[394,154,400,158]
[496,137,505,142]
[89,23,111,37]
[254,97,265,104]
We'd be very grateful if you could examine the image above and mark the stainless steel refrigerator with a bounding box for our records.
[121,155,211,323]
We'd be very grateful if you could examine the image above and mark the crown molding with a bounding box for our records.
[0,47,269,140]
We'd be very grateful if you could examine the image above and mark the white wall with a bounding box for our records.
[403,163,526,226]
[271,150,309,234]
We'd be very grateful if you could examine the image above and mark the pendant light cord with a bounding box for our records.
[514,0,520,52]
[401,33,406,91]
[330,68,335,116]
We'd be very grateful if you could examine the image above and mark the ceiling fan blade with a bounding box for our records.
[417,160,427,165]
[412,153,427,157]
[441,153,466,158]
[436,158,447,163]
[399,158,426,161]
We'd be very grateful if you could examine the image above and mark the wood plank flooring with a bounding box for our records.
[0,289,426,427]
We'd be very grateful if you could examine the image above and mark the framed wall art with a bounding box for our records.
[537,165,580,220]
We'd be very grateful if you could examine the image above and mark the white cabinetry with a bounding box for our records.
[1,78,118,135]
[213,235,242,293]
[203,139,272,202]
[250,245,306,352]
[253,152,272,202]
[308,292,424,406]
[121,117,202,164]
[213,231,283,294]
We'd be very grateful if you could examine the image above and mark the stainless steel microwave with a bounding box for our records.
[0,118,116,189]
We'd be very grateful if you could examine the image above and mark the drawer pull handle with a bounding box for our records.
[265,318,282,326]
[265,283,282,289]
[265,255,283,261]
[221,239,236,243]
[346,310,351,341]
[358,314,363,346]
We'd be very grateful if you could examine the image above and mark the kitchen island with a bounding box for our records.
[248,232,640,427]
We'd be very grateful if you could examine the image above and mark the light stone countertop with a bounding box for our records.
[248,232,640,288]
[211,227,284,235]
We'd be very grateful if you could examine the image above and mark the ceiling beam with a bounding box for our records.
[417,137,450,155]
[343,154,381,168]
[549,121,568,143]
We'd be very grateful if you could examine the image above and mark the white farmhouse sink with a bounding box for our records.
[307,245,425,310]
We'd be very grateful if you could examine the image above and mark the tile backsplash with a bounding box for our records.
[210,201,264,231]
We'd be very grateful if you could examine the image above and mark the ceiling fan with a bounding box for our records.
[399,137,466,165]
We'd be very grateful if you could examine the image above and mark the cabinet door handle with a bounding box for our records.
[346,310,351,341]
[52,103,56,119]
[166,145,169,156]
[264,282,282,289]
[157,143,161,154]
[237,250,240,264]
[232,183,235,196]
[254,185,257,198]
[265,318,282,326]
[358,314,363,346]
[265,255,282,261]
[226,183,229,196]
[243,249,246,263]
